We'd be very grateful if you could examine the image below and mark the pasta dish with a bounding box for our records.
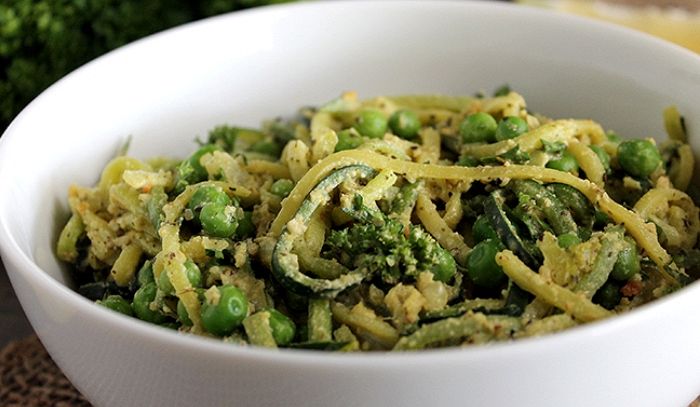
[56,88,699,350]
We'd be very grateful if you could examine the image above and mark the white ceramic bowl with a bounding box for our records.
[1,1,700,406]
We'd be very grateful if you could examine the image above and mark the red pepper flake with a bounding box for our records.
[142,184,153,193]
[403,224,411,238]
[621,280,642,297]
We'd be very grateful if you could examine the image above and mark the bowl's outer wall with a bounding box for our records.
[1,1,700,406]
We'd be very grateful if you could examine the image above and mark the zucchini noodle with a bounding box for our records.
[269,149,674,277]
[57,89,699,351]
[495,250,612,322]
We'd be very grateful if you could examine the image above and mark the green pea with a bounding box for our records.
[174,144,220,193]
[201,285,249,336]
[97,295,133,316]
[431,247,457,283]
[546,151,579,173]
[158,260,202,295]
[187,144,219,180]
[466,239,506,288]
[266,308,296,346]
[354,109,388,139]
[250,140,282,157]
[457,155,480,167]
[137,260,154,287]
[495,116,528,141]
[593,280,621,310]
[589,145,611,172]
[200,202,239,238]
[185,261,202,287]
[188,185,231,212]
[459,112,498,143]
[557,232,581,249]
[132,282,166,324]
[617,139,662,178]
[270,178,295,197]
[388,109,421,140]
[472,215,498,244]
[611,239,640,281]
[335,129,363,152]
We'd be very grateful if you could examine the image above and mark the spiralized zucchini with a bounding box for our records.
[57,89,699,351]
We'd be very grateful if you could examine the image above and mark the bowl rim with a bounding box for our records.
[2,0,700,366]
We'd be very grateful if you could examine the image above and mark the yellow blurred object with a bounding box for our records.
[521,0,700,53]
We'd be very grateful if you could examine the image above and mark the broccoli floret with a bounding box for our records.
[324,196,456,284]
[0,0,292,132]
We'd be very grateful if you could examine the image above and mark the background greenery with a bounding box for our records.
[0,0,290,133]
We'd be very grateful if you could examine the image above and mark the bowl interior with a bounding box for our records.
[3,2,700,406]
[2,0,700,325]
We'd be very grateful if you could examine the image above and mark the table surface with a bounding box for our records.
[0,256,34,347]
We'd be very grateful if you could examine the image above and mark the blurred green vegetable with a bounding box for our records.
[0,0,291,132]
